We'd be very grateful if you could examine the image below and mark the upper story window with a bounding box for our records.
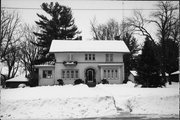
[106,54,113,62]
[43,70,53,79]
[67,53,73,61]
[85,54,95,61]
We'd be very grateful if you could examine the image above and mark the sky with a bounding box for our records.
[1,0,179,44]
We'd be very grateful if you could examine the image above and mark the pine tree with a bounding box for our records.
[123,32,139,83]
[34,2,80,64]
[136,37,162,87]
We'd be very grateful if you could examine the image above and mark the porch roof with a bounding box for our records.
[49,40,130,53]
[34,65,55,68]
[6,74,29,82]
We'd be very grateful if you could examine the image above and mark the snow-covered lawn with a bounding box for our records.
[0,82,179,119]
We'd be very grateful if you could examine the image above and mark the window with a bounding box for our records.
[67,54,73,61]
[67,71,70,78]
[75,70,79,78]
[85,54,95,61]
[103,68,118,79]
[43,70,52,78]
[62,69,79,79]
[106,54,113,62]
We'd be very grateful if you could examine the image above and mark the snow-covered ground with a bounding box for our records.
[0,82,179,119]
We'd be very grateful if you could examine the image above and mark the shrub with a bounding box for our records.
[101,79,109,84]
[18,84,26,88]
[74,79,84,85]
[57,79,64,86]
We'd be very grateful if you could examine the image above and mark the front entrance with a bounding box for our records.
[85,68,96,83]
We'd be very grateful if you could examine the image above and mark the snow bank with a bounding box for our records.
[1,85,117,119]
[1,82,179,119]
[1,96,117,119]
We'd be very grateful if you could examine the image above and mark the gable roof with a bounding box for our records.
[6,74,29,82]
[171,70,180,75]
[130,70,138,76]
[49,40,130,53]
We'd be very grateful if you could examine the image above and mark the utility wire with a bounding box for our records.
[2,7,162,11]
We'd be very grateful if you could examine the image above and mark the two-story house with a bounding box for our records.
[35,40,130,86]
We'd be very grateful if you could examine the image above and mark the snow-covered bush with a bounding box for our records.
[74,79,84,85]
[57,79,64,86]
[18,84,26,88]
[100,79,109,84]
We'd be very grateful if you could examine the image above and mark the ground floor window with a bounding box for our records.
[103,68,119,79]
[43,70,53,78]
[62,69,79,79]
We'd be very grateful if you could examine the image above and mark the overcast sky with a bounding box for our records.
[2,0,179,43]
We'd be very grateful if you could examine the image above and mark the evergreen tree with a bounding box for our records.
[34,2,80,64]
[164,38,179,83]
[136,37,163,87]
[123,33,139,83]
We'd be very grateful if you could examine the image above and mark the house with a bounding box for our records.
[170,70,180,82]
[35,40,130,86]
[128,70,138,83]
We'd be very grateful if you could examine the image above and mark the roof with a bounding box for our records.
[159,72,169,76]
[171,70,180,75]
[130,70,138,76]
[6,74,29,82]
[98,64,123,67]
[34,65,55,68]
[34,61,55,68]
[49,40,130,53]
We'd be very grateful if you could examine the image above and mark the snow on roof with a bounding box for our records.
[49,40,130,53]
[159,72,169,76]
[171,70,180,75]
[130,70,138,76]
[6,74,28,82]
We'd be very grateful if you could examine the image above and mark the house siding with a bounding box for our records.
[55,53,123,63]
[54,52,124,84]
[38,67,55,86]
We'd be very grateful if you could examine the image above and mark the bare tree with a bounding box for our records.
[3,45,21,79]
[20,24,41,76]
[0,10,21,62]
[90,18,121,40]
[0,10,22,85]
[150,1,179,82]
[126,10,154,41]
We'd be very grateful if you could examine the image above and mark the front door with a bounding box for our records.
[86,68,95,82]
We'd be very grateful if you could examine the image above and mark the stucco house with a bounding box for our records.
[35,40,130,86]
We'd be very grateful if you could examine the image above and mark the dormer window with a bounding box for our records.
[85,54,95,61]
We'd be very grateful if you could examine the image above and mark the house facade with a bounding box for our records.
[35,40,130,86]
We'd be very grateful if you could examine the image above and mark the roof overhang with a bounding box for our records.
[98,63,124,67]
[34,65,55,68]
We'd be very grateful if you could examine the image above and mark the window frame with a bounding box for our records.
[61,69,79,79]
[103,68,118,80]
[42,70,53,79]
[106,53,114,62]
[85,54,96,61]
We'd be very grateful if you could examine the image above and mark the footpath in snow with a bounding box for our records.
[0,82,179,119]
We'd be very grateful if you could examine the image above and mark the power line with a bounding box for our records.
[2,7,162,11]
